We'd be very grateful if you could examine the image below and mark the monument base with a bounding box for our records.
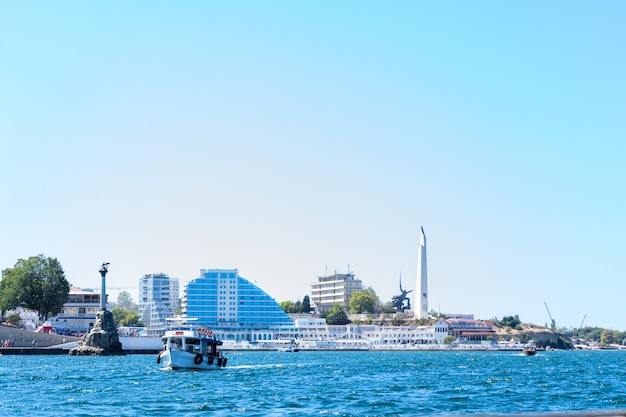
[69,309,125,356]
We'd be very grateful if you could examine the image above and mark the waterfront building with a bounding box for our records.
[4,307,41,331]
[365,320,449,347]
[49,287,106,334]
[138,273,179,335]
[169,278,180,311]
[445,318,496,343]
[310,272,363,313]
[278,317,449,349]
[182,269,293,343]
[415,227,429,319]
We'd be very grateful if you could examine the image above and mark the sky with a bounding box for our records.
[1,2,625,330]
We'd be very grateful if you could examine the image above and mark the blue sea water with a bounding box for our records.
[1,350,626,416]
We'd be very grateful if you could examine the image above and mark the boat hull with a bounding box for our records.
[158,349,227,370]
[522,347,537,356]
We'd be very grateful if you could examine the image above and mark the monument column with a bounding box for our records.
[69,262,124,356]
[99,262,109,309]
[415,227,428,319]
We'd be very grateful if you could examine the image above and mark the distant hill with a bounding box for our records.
[493,322,573,349]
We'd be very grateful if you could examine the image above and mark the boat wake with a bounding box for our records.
[229,363,288,370]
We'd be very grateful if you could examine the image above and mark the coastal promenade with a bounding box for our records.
[0,323,80,348]
[0,345,533,355]
[0,323,159,354]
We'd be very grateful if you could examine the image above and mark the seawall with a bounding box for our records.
[0,324,81,348]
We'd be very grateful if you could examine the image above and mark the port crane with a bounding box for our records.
[544,302,556,330]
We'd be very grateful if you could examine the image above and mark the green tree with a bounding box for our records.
[443,336,456,344]
[280,297,311,314]
[600,329,617,345]
[0,255,70,320]
[579,327,604,342]
[499,315,522,329]
[380,301,396,314]
[302,295,311,313]
[391,316,405,326]
[112,307,144,327]
[7,313,20,325]
[112,306,127,326]
[349,290,376,313]
[115,291,135,311]
[416,317,430,326]
[323,304,350,325]
[279,300,296,313]
[119,311,142,327]
[349,287,379,314]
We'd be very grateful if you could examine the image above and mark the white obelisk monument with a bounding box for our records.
[416,227,428,319]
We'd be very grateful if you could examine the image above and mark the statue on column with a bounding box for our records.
[69,262,125,356]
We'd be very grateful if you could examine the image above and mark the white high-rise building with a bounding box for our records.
[138,273,179,334]
[415,227,428,319]
[311,272,363,314]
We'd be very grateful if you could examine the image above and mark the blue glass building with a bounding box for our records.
[182,269,293,342]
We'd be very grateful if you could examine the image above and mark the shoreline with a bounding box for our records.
[3,346,621,356]
[0,346,548,355]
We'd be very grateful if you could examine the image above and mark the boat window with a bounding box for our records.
[170,337,182,350]
[184,338,200,353]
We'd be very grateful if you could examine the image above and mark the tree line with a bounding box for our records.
[279,287,402,325]
[110,291,143,327]
[0,254,141,327]
[567,327,626,345]
[279,296,311,314]
[0,254,69,321]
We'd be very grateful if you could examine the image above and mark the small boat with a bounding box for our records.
[278,346,300,352]
[276,340,300,352]
[157,318,227,370]
[522,345,537,356]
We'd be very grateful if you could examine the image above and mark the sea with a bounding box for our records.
[2,350,626,417]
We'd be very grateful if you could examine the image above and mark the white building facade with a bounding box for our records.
[138,273,179,335]
[272,317,450,349]
[310,272,363,313]
[48,287,105,335]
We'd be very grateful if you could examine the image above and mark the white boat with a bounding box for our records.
[157,318,227,370]
[278,346,300,352]
[274,339,300,352]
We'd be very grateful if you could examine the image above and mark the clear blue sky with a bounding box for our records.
[1,2,624,330]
